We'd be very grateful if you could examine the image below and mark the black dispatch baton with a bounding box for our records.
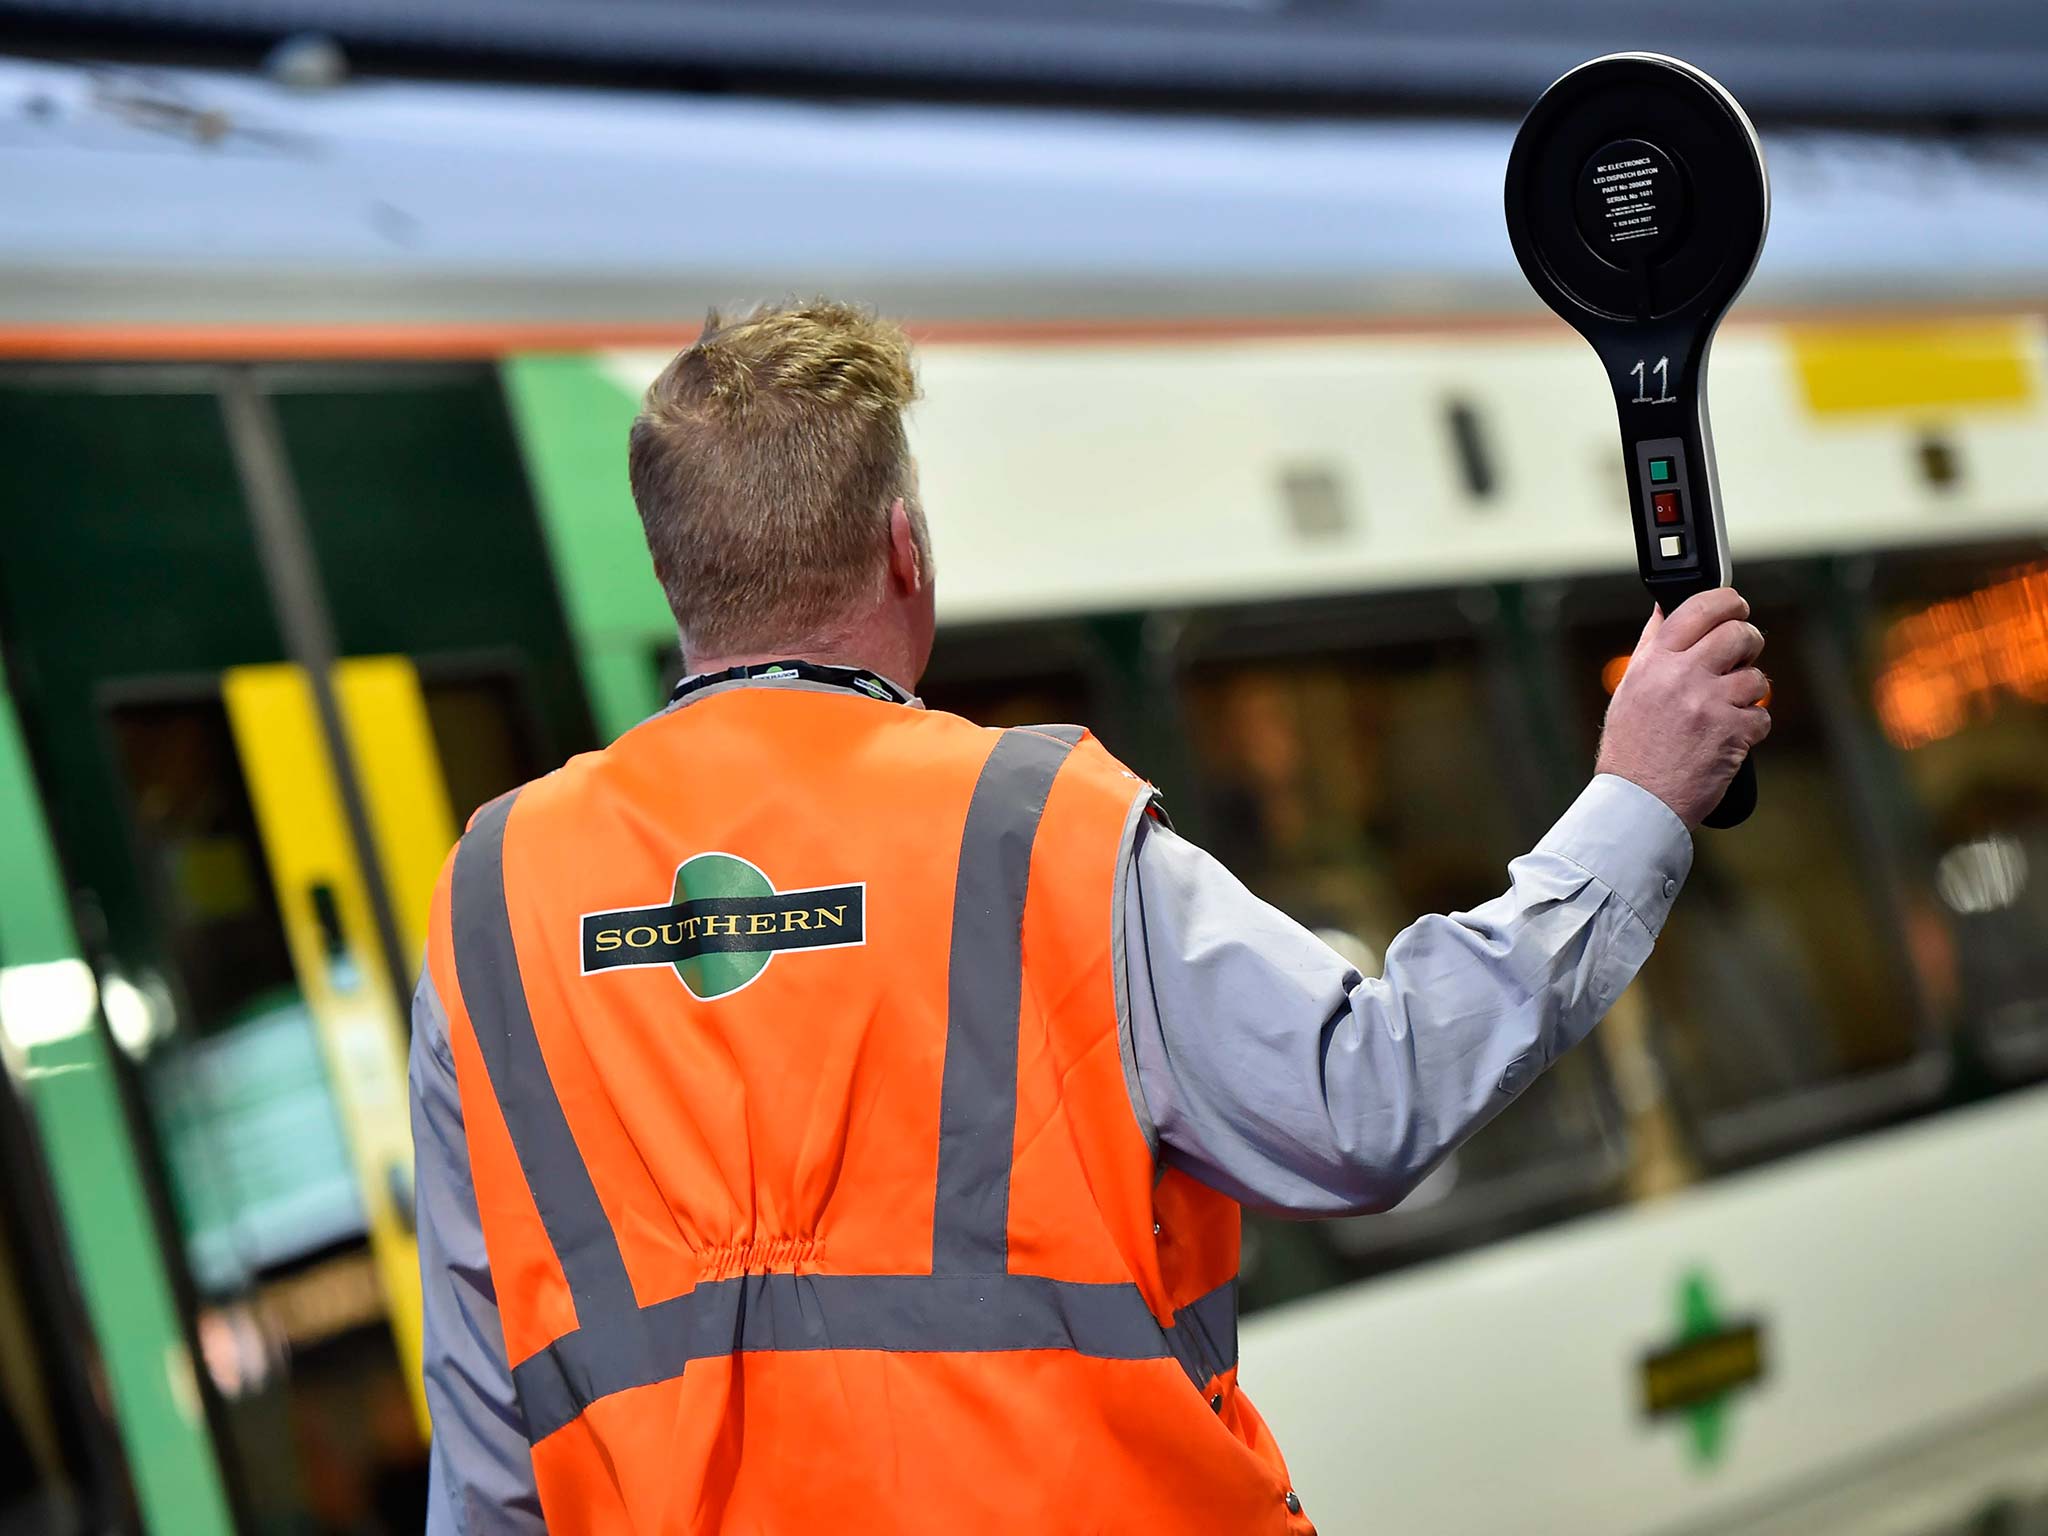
[1504,52,1770,829]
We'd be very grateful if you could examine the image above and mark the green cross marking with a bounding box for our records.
[1639,1266,1765,1471]
[1677,1269,1732,1467]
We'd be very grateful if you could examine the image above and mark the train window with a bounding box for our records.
[919,621,1119,743]
[106,694,295,1039]
[418,664,552,830]
[104,692,362,1287]
[1183,640,1522,938]
[1860,548,2048,1081]
[922,665,1091,733]
[1172,598,1628,1302]
[1555,575,1941,1164]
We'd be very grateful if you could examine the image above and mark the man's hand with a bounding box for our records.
[1596,588,1771,829]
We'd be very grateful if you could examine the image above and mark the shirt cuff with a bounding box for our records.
[1535,773,1694,939]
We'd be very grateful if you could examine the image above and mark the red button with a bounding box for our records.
[1652,490,1682,525]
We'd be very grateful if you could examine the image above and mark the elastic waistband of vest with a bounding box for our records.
[513,1271,1239,1443]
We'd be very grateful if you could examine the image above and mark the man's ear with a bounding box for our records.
[887,498,923,594]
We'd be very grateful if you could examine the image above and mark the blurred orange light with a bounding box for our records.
[1875,563,2048,749]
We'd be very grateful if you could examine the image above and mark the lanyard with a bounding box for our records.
[667,659,915,708]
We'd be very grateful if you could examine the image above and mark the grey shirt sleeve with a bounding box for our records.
[1121,773,1693,1216]
[409,970,546,1536]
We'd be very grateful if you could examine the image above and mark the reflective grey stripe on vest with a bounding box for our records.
[931,726,1074,1273]
[512,1271,1240,1444]
[1163,1275,1238,1391]
[1026,723,1087,746]
[452,790,637,1322]
[448,727,1238,1443]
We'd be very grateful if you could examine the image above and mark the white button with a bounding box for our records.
[1659,534,1684,558]
[1663,877,1678,899]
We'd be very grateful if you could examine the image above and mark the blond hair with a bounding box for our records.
[628,299,925,656]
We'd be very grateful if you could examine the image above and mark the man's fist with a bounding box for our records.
[1596,588,1771,829]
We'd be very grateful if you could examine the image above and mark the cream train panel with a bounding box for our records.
[603,318,2048,626]
[1240,1084,2048,1536]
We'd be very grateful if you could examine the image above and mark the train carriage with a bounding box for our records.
[0,50,2046,1534]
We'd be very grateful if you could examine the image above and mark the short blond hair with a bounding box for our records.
[628,299,925,656]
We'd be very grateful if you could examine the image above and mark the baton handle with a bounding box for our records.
[1645,550,1760,834]
[1701,755,1758,830]
[1612,362,1760,833]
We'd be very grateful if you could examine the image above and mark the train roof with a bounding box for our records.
[6,0,2048,121]
[2,54,2046,337]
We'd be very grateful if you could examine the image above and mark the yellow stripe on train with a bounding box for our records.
[1789,320,2039,416]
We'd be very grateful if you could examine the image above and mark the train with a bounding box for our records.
[1,48,2046,1535]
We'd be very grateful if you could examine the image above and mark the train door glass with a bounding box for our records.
[1552,572,1944,1166]
[105,691,363,1291]
[1856,547,2048,1082]
[0,368,576,1533]
[417,667,553,831]
[1170,596,1629,1306]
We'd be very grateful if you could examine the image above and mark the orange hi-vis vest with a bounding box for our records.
[426,681,1312,1533]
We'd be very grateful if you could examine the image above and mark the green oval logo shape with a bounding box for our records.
[672,852,775,999]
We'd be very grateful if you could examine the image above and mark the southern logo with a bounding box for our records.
[580,852,865,1000]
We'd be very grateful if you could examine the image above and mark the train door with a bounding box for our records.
[0,364,593,1532]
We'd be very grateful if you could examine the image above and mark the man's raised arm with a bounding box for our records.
[1119,589,1767,1214]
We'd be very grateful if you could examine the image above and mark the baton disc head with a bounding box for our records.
[1501,50,1770,600]
[1506,53,1767,334]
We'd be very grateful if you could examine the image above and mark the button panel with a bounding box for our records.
[1634,436,1698,575]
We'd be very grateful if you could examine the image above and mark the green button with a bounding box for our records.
[1649,457,1675,484]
